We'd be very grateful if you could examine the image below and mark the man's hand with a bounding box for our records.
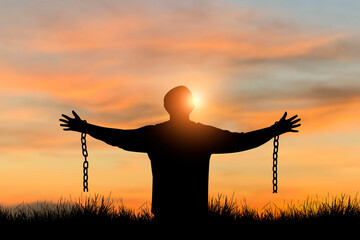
[276,112,301,135]
[59,110,86,133]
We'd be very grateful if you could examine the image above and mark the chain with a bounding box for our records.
[273,124,279,193]
[81,120,89,192]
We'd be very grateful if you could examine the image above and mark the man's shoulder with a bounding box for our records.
[153,121,169,129]
[154,121,216,128]
[151,121,227,134]
[196,123,241,137]
[195,122,224,131]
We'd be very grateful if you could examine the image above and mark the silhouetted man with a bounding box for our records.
[59,86,301,221]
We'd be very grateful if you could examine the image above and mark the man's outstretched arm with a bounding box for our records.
[242,112,300,150]
[212,112,301,154]
[59,110,150,152]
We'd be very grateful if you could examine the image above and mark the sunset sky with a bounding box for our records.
[1,0,360,209]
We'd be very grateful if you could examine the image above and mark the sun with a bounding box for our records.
[192,93,202,108]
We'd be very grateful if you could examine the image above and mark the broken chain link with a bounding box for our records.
[273,122,279,193]
[81,120,89,192]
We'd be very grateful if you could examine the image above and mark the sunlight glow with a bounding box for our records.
[192,93,202,109]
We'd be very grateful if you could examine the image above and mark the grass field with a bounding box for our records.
[1,193,359,228]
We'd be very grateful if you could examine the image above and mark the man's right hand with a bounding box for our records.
[275,111,301,135]
[59,110,86,133]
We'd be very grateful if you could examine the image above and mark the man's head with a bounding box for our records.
[164,86,194,120]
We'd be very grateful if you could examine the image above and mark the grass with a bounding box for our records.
[0,195,152,227]
[1,193,359,228]
[209,193,360,225]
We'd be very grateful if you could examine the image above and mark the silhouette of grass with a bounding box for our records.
[208,193,360,225]
[0,193,359,227]
[0,194,152,227]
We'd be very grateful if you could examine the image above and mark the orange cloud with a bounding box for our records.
[0,2,346,119]
[1,0,344,61]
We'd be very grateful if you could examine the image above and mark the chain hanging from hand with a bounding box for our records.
[273,122,279,193]
[81,120,89,192]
